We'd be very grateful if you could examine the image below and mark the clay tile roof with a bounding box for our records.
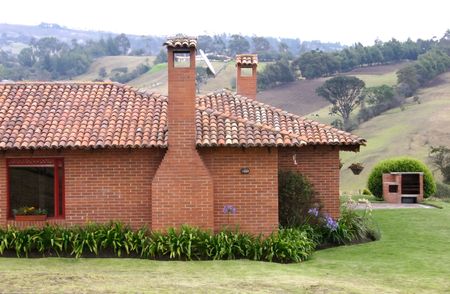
[196,90,365,149]
[0,82,365,151]
[236,54,258,66]
[164,35,197,48]
[0,82,168,150]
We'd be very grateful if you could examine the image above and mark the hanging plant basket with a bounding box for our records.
[339,160,343,169]
[349,163,364,175]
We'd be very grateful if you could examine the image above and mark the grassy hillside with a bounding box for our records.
[128,60,233,94]
[259,62,407,117]
[304,62,405,124]
[75,56,155,81]
[340,72,450,193]
[76,56,270,95]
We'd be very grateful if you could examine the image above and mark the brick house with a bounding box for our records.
[0,36,365,235]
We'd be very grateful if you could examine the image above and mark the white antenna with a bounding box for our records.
[199,49,216,76]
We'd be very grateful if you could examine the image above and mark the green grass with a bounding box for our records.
[1,203,450,293]
[349,71,398,87]
[75,55,155,81]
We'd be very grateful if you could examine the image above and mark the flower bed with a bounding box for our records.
[0,223,316,263]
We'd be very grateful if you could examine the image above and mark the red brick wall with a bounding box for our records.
[278,146,341,218]
[236,65,257,100]
[152,46,214,231]
[200,147,278,236]
[0,149,164,229]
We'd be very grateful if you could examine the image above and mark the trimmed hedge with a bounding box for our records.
[0,223,316,263]
[367,157,436,199]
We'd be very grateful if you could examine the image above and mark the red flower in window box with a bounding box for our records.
[13,206,47,221]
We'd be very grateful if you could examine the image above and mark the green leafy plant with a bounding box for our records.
[278,170,319,227]
[13,206,47,216]
[367,157,436,199]
[0,223,316,263]
[362,188,372,196]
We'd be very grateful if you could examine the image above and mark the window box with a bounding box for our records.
[14,214,47,222]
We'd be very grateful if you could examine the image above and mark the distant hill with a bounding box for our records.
[0,23,165,54]
[0,23,346,57]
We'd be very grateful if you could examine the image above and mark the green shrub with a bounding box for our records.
[0,223,316,263]
[262,228,315,263]
[278,170,318,227]
[435,182,450,198]
[367,157,436,199]
[362,188,372,196]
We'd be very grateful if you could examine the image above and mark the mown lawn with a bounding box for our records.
[1,202,449,293]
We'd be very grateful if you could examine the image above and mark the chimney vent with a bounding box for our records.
[236,54,258,100]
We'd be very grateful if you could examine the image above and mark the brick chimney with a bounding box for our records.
[236,54,258,100]
[152,36,214,231]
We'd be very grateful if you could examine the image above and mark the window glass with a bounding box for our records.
[174,51,190,68]
[240,67,253,77]
[10,166,55,217]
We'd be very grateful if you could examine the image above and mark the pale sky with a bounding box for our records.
[1,0,449,45]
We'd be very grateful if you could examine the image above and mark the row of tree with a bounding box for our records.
[292,38,436,79]
[0,34,132,81]
[256,32,449,92]
[396,48,450,97]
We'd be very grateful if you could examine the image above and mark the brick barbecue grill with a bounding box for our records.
[382,172,424,203]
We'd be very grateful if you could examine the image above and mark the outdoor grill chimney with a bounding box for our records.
[151,35,214,231]
[236,54,258,100]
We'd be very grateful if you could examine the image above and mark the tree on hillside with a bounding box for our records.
[396,65,419,97]
[198,35,213,52]
[228,34,250,56]
[252,36,271,52]
[211,35,226,54]
[429,146,450,183]
[114,34,130,55]
[18,48,36,67]
[316,76,365,130]
[154,49,167,65]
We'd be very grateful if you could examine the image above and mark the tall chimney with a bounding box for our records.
[236,54,258,100]
[152,36,214,231]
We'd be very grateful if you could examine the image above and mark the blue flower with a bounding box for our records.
[308,207,319,217]
[325,215,338,231]
[223,205,237,215]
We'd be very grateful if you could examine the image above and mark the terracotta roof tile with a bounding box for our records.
[164,35,197,48]
[236,54,258,66]
[195,91,365,148]
[0,82,365,150]
[0,82,168,150]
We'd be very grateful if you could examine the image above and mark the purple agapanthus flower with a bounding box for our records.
[308,207,319,217]
[325,215,338,231]
[223,205,237,215]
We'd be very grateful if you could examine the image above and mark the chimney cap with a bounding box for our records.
[236,54,258,66]
[164,34,197,49]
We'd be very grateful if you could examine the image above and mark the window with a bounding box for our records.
[240,67,253,77]
[7,158,64,218]
[173,51,191,68]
